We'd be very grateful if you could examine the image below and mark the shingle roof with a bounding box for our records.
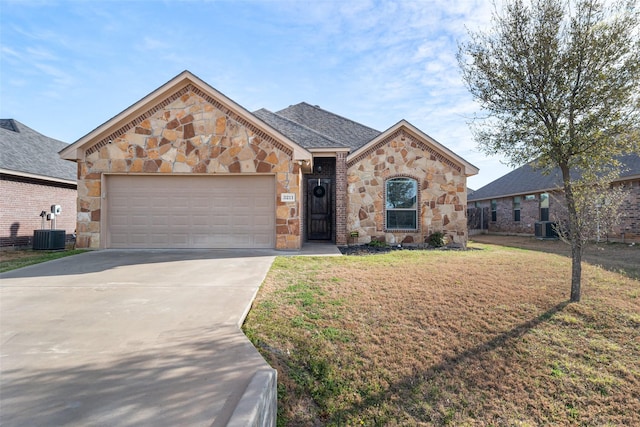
[253,108,347,149]
[0,119,76,182]
[271,102,381,150]
[468,153,640,201]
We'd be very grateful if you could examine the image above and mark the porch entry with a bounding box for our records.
[307,178,332,240]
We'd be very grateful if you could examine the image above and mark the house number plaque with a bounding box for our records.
[281,193,296,202]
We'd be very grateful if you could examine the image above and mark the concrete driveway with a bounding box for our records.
[0,249,290,426]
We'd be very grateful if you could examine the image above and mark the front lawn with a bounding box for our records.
[243,242,640,426]
[0,248,87,273]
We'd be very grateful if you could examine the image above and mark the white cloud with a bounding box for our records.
[0,0,509,187]
[135,36,170,52]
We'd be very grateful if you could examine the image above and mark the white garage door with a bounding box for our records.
[106,175,275,248]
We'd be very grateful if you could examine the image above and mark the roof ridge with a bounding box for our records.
[0,119,19,133]
[256,107,346,147]
[285,102,381,134]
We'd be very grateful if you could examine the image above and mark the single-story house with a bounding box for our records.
[0,119,77,247]
[60,71,478,250]
[467,154,640,242]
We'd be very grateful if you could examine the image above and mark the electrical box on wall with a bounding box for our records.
[51,204,62,215]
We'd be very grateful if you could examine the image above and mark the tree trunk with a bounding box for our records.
[561,162,582,302]
[570,239,582,302]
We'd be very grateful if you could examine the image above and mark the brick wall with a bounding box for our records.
[470,179,640,242]
[490,196,544,234]
[614,179,640,241]
[485,191,564,234]
[335,152,348,245]
[1,176,77,247]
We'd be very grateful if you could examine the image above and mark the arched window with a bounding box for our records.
[385,177,418,230]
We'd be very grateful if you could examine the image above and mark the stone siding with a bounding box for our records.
[76,89,301,249]
[347,130,468,246]
[1,176,77,247]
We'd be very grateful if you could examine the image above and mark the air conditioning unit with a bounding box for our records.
[535,221,558,239]
[33,230,66,250]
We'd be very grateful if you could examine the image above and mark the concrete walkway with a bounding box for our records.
[0,245,341,426]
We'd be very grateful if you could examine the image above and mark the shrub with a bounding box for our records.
[367,239,387,248]
[428,232,446,248]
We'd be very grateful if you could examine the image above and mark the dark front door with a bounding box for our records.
[307,178,332,240]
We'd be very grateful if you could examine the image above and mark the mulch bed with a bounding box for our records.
[338,244,466,255]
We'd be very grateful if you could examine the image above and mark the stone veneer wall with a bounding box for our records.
[76,87,301,249]
[346,130,467,246]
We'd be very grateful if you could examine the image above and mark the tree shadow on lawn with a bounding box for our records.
[471,235,640,280]
[327,300,571,424]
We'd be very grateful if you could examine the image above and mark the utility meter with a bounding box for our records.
[51,205,62,215]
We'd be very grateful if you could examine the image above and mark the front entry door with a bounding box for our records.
[307,178,332,240]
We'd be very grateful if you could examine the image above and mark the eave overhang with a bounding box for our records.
[59,71,312,163]
[347,120,479,177]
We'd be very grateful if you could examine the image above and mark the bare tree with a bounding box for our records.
[458,0,640,301]
[552,170,630,244]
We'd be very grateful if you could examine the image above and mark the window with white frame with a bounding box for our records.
[385,177,418,230]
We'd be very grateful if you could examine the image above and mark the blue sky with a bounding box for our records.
[1,0,509,189]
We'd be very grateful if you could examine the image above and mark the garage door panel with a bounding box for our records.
[151,216,169,226]
[107,176,275,248]
[150,234,170,245]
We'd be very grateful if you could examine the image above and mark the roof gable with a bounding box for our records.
[348,120,479,177]
[275,102,381,150]
[0,119,76,183]
[60,71,311,162]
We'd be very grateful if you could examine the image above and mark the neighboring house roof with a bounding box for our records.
[469,153,640,201]
[274,102,382,150]
[0,119,76,184]
[60,71,312,163]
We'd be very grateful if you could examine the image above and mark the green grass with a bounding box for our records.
[0,249,87,273]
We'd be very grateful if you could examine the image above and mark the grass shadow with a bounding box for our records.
[326,300,571,424]
[471,235,640,280]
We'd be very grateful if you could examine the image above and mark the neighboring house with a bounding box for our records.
[0,119,77,247]
[467,154,640,242]
[60,71,478,250]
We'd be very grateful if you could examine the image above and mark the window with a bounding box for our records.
[491,199,497,222]
[513,196,521,222]
[385,178,417,229]
[540,193,549,221]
